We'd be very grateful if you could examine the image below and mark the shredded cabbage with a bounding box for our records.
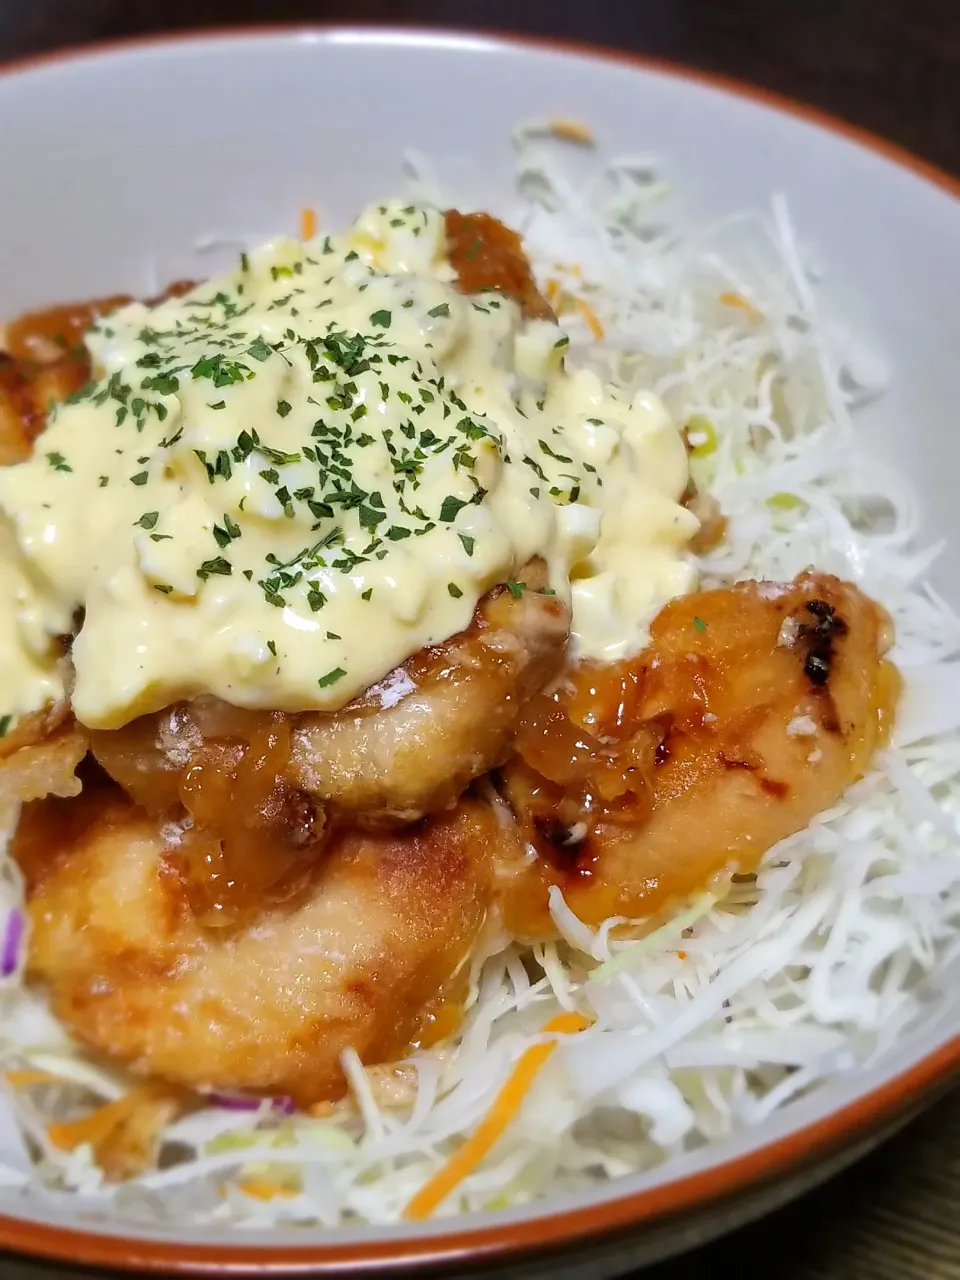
[0,134,958,1228]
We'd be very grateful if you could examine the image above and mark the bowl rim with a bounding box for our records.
[0,22,958,1276]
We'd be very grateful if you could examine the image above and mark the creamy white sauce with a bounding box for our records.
[0,201,697,730]
[0,523,67,724]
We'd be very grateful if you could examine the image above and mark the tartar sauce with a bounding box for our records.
[0,201,697,730]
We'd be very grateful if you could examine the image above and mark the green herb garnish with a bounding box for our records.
[439,495,468,522]
[246,338,272,362]
[317,666,347,688]
[197,557,232,581]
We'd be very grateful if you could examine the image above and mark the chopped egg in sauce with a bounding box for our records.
[0,202,697,730]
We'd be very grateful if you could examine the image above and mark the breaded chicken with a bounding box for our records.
[496,572,898,934]
[0,699,87,825]
[445,210,554,319]
[4,229,899,1134]
[4,295,132,363]
[0,282,196,464]
[0,353,90,465]
[15,571,895,1117]
[18,790,498,1106]
[88,559,568,921]
[291,557,569,826]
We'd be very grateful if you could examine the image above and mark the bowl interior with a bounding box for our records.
[0,26,957,1262]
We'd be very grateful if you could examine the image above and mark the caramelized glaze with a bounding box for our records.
[445,210,554,319]
[91,703,322,928]
[498,572,899,935]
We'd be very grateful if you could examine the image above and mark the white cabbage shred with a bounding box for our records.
[0,133,958,1228]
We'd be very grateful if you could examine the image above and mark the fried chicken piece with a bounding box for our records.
[445,210,554,319]
[291,557,569,826]
[0,353,91,464]
[0,281,196,464]
[496,572,898,934]
[0,294,124,462]
[89,559,567,924]
[5,295,133,364]
[4,283,195,364]
[18,789,498,1107]
[0,699,87,825]
[90,700,328,928]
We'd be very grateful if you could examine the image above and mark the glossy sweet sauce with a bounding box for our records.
[444,210,554,319]
[498,579,902,936]
[90,702,322,928]
[509,657,664,875]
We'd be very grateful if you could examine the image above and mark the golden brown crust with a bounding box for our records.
[291,557,570,826]
[0,699,88,827]
[20,790,497,1106]
[496,572,897,934]
[86,560,568,924]
[0,281,196,461]
[445,210,555,320]
[0,352,91,464]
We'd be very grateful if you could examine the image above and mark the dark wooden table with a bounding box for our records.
[1,3,958,1278]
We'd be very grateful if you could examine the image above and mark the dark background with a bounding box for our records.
[1,2,959,1277]
[3,0,959,174]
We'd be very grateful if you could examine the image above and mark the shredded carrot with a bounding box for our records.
[403,1011,591,1220]
[547,119,595,146]
[48,1093,141,1152]
[46,1084,180,1180]
[47,1084,170,1154]
[309,1101,335,1118]
[300,207,318,241]
[545,278,561,304]
[238,1178,298,1202]
[719,291,761,323]
[675,950,687,960]
[4,1070,63,1088]
[575,297,605,341]
[550,262,583,281]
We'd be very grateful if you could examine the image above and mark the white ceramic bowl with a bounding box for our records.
[0,27,958,1276]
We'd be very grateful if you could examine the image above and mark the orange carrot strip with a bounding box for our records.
[547,120,595,145]
[47,1086,163,1152]
[49,1097,136,1151]
[719,291,761,323]
[403,1011,591,1220]
[238,1178,298,1202]
[300,207,318,241]
[575,297,605,341]
[5,1070,63,1088]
